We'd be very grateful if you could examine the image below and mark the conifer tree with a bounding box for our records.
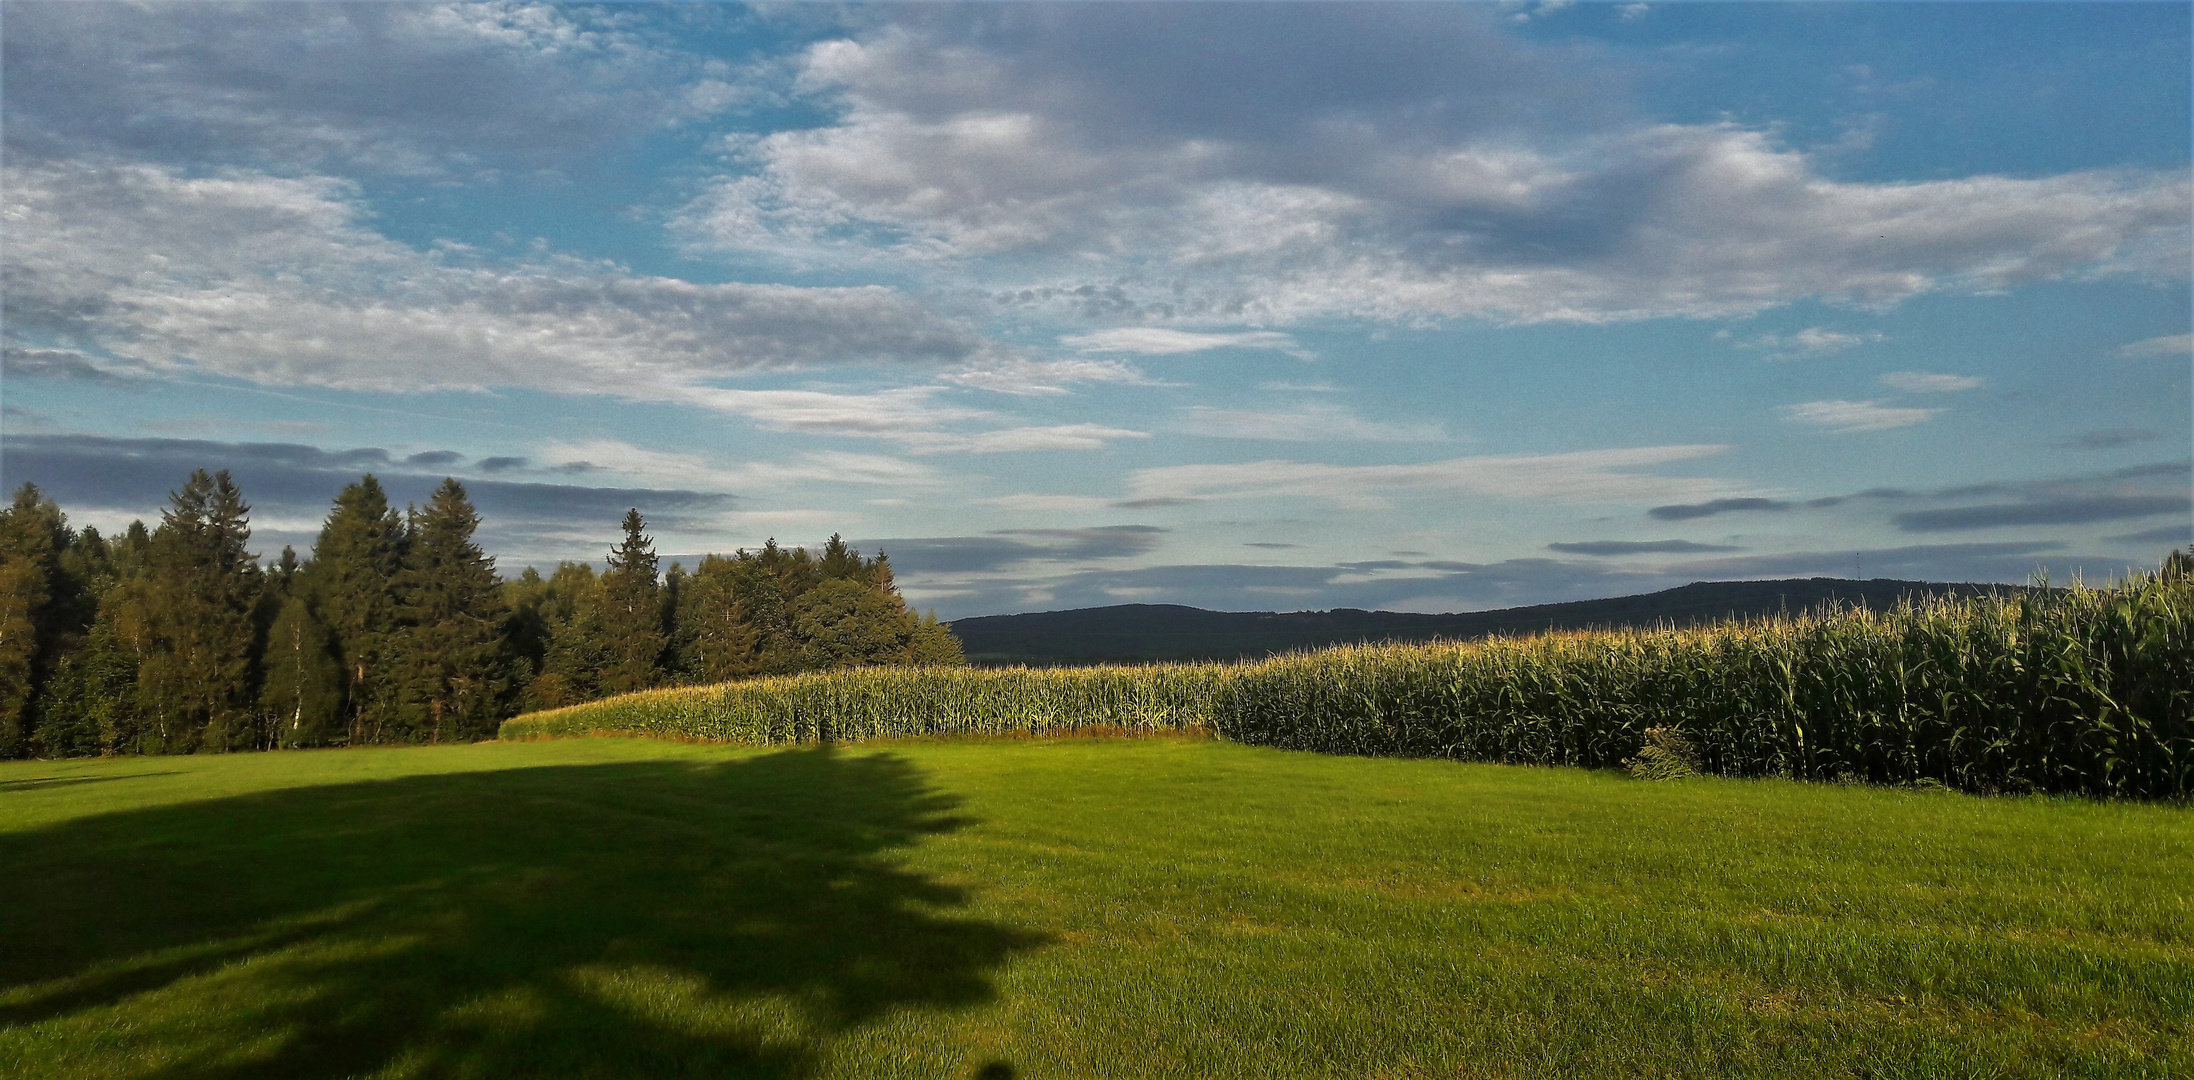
[907,611,967,666]
[532,562,608,708]
[818,533,865,581]
[672,553,765,682]
[30,525,123,756]
[136,470,261,752]
[305,476,405,743]
[385,479,510,742]
[596,508,666,694]
[40,589,148,754]
[43,523,154,754]
[0,484,65,756]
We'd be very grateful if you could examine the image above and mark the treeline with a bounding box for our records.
[0,471,961,758]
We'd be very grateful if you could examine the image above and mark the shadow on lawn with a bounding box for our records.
[0,747,1044,1079]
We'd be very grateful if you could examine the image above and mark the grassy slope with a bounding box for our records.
[1,738,2188,1079]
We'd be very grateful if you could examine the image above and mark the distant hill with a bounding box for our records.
[946,578,2042,666]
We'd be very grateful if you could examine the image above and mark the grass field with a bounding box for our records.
[3,736,2189,1079]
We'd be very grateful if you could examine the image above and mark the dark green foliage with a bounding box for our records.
[259,595,344,748]
[908,611,966,667]
[305,476,406,743]
[29,525,123,756]
[661,535,951,687]
[0,484,65,755]
[2164,546,2193,582]
[134,470,262,753]
[795,578,916,668]
[596,508,666,696]
[384,480,511,742]
[534,562,610,710]
[1,476,962,757]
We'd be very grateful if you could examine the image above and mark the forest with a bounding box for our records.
[0,471,964,757]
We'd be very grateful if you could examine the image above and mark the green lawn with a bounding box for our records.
[2,736,2188,1079]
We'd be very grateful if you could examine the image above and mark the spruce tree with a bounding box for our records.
[532,562,608,708]
[136,470,261,752]
[818,533,865,581]
[672,553,765,683]
[596,508,666,695]
[305,476,405,743]
[41,589,148,754]
[385,480,510,742]
[0,484,64,756]
[30,524,123,757]
[906,611,967,666]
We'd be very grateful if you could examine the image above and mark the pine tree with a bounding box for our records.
[136,470,261,753]
[304,476,406,744]
[385,480,511,742]
[0,484,65,756]
[596,508,666,695]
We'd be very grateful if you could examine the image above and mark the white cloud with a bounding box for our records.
[1059,328,1308,357]
[939,354,1164,396]
[1617,4,1651,22]
[3,2,714,177]
[1879,371,1984,393]
[678,387,983,437]
[902,423,1151,455]
[1735,327,1886,359]
[1124,445,1738,511]
[977,493,1115,514]
[1781,399,1943,433]
[1179,405,1446,443]
[3,161,994,400]
[3,160,1185,456]
[673,8,2190,325]
[536,440,945,492]
[2117,333,2193,358]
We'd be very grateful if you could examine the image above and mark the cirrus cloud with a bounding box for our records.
[1782,399,1943,434]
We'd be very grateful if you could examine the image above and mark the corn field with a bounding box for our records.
[501,571,2194,800]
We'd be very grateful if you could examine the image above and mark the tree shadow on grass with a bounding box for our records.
[0,771,184,791]
[0,747,1045,1079]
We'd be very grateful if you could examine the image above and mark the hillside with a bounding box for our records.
[947,577,2038,665]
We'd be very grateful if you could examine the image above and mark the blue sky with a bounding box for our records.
[2,1,2187,619]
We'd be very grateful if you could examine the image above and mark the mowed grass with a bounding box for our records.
[2,737,2188,1079]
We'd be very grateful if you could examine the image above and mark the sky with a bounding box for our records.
[2,1,2188,620]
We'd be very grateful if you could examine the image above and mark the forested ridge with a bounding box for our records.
[0,471,963,758]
